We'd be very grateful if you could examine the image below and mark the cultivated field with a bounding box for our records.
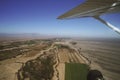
[53,43,89,80]
[65,63,88,80]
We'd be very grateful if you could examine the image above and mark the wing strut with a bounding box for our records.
[94,16,120,34]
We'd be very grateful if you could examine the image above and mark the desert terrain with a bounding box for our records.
[0,38,119,80]
[72,39,120,80]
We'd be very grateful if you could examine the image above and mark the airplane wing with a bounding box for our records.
[57,0,120,35]
[57,0,120,19]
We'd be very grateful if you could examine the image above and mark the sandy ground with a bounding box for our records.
[0,43,55,80]
[58,49,70,63]
[0,41,90,80]
[57,63,65,80]
[72,40,120,80]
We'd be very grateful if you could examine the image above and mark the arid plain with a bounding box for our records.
[73,39,120,80]
[0,38,120,80]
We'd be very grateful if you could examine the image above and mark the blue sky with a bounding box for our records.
[0,0,120,38]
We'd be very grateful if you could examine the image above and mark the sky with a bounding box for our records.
[0,0,120,38]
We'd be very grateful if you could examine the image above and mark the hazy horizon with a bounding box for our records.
[0,33,120,41]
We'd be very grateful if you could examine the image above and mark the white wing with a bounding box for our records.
[58,0,120,19]
[57,0,120,35]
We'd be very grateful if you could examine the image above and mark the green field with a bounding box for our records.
[65,63,89,80]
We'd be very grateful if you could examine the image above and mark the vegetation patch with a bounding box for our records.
[65,63,89,80]
[17,54,55,80]
[0,39,53,61]
[0,48,23,60]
